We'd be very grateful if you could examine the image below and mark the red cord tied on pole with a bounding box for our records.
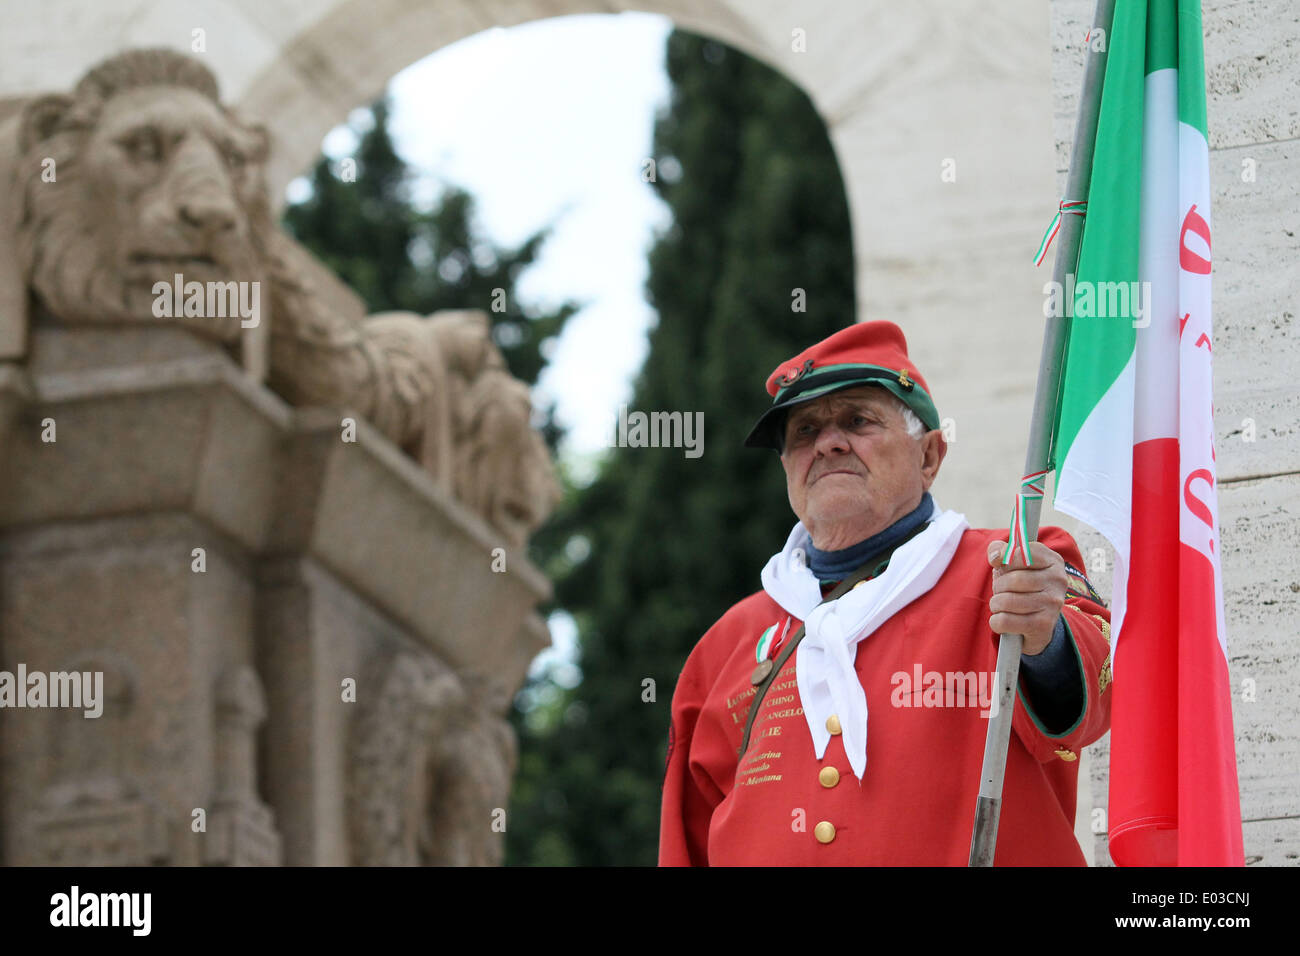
[1002,469,1049,566]
[1032,200,1088,267]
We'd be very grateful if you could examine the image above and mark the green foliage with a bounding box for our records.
[507,31,854,866]
[281,96,577,448]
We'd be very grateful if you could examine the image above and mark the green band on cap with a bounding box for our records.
[773,363,940,432]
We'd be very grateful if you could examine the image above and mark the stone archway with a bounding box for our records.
[234,1,781,204]
[0,0,1065,527]
[224,0,1063,533]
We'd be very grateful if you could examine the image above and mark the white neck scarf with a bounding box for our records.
[759,501,970,781]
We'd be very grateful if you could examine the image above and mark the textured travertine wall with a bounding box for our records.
[1051,0,1300,865]
[0,0,1292,864]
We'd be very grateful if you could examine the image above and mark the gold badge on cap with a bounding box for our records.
[897,369,913,390]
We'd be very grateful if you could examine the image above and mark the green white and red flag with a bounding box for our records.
[1048,0,1244,866]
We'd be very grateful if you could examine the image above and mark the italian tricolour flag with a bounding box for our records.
[1050,0,1244,865]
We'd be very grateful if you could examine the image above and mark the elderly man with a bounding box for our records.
[659,321,1112,866]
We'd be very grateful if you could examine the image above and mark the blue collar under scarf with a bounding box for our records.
[806,492,936,582]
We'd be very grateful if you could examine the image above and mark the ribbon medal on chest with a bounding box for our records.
[751,618,791,685]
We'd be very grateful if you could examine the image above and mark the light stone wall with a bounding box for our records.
[0,0,1293,864]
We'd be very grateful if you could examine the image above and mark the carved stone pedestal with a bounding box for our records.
[0,326,551,865]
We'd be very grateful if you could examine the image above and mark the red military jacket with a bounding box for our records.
[659,525,1112,866]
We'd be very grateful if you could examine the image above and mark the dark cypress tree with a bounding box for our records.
[508,31,855,866]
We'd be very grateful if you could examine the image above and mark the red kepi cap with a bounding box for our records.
[744,321,941,449]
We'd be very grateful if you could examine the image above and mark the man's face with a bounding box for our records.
[779,385,946,550]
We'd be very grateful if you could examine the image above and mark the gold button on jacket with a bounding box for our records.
[825,714,842,735]
[819,766,840,788]
[814,821,836,844]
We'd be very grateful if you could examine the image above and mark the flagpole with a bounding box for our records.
[968,0,1116,867]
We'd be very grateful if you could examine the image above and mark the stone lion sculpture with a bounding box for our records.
[0,48,558,548]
